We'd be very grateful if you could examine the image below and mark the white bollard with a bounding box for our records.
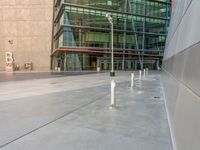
[131,73,134,88]
[110,80,116,109]
[143,69,146,79]
[139,70,142,80]
[146,68,149,77]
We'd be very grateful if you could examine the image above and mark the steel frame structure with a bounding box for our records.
[52,0,171,71]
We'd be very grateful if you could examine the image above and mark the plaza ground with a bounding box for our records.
[0,71,172,150]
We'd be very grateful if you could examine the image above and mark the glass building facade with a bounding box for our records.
[52,0,171,71]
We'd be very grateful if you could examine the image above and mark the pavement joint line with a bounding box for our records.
[0,94,108,149]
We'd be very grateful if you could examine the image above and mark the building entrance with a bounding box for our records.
[97,57,159,71]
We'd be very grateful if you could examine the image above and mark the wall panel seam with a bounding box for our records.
[162,68,200,100]
[164,39,200,61]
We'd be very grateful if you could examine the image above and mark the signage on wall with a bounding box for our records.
[5,52,14,72]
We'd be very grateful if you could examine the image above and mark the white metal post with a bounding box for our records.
[131,73,134,88]
[110,80,116,108]
[143,69,146,79]
[146,68,148,77]
[139,70,142,80]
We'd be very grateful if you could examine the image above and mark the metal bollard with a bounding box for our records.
[146,68,148,77]
[110,80,116,109]
[143,69,146,79]
[139,70,142,80]
[131,73,134,88]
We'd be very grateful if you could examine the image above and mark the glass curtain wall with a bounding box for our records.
[52,0,171,70]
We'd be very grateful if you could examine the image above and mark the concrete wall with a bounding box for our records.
[162,0,200,150]
[0,0,53,71]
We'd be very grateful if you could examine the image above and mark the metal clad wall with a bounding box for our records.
[162,0,200,150]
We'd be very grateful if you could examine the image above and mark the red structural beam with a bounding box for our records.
[52,48,162,58]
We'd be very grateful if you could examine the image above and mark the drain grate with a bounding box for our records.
[154,96,160,99]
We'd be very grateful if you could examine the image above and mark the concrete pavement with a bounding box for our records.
[0,72,172,150]
[0,71,97,82]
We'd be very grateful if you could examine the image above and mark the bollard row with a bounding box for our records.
[109,69,149,109]
[139,68,149,80]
